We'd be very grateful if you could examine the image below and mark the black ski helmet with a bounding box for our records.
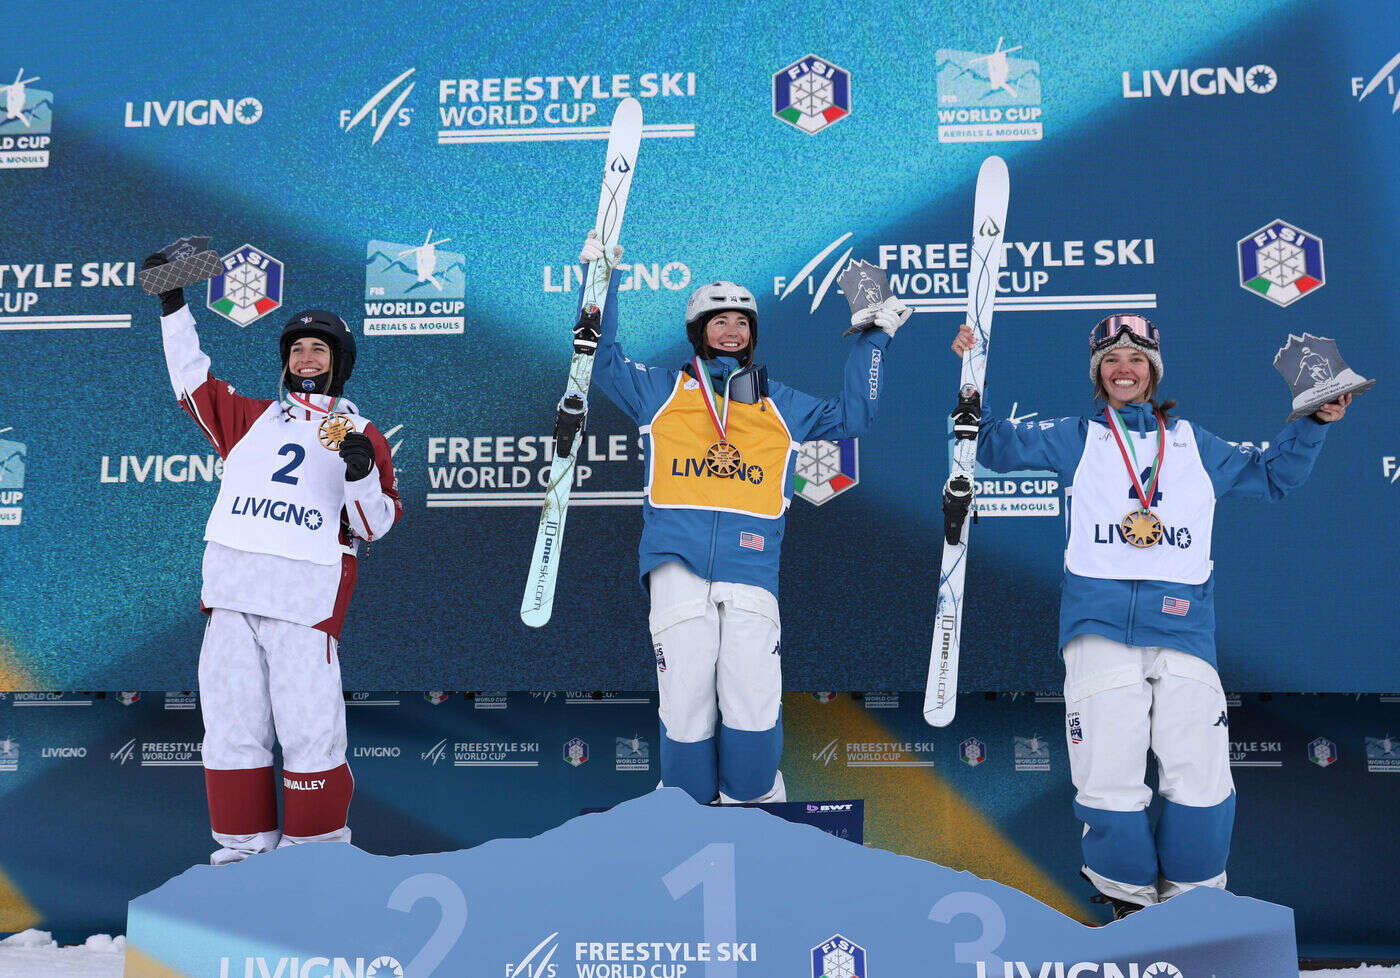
[684,282,758,363]
[280,309,356,396]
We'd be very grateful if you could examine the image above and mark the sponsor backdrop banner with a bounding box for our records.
[1,0,1398,691]
[0,690,1397,955]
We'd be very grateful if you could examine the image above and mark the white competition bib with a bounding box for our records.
[1065,419,1216,584]
[204,404,358,565]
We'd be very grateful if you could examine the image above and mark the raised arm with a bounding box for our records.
[145,253,269,458]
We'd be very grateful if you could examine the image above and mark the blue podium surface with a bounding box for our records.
[125,789,1294,978]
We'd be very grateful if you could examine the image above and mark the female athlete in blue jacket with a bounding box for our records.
[585,232,908,805]
[952,314,1349,917]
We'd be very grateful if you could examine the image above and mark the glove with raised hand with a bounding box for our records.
[338,431,375,482]
[579,229,622,266]
[141,253,187,317]
[848,295,911,339]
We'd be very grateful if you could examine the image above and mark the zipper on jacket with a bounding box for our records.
[707,510,719,581]
[1126,580,1139,644]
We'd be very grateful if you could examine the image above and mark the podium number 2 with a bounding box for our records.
[387,874,468,977]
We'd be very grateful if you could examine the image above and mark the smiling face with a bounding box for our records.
[703,311,751,357]
[1098,347,1154,407]
[287,337,331,380]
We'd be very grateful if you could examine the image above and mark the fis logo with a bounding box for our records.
[110,738,137,766]
[508,933,560,978]
[1383,457,1399,484]
[0,738,17,772]
[341,69,416,145]
[813,737,840,767]
[421,738,448,766]
[1214,711,1229,727]
[1351,52,1400,116]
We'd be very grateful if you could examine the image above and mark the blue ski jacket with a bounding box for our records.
[977,401,1329,667]
[592,273,891,600]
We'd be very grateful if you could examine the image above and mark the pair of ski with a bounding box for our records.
[517,100,1008,734]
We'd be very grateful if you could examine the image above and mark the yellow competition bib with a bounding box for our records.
[646,374,794,518]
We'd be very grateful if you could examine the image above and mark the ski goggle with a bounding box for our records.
[1090,314,1159,352]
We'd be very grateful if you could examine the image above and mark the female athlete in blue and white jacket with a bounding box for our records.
[584,233,907,806]
[952,314,1349,917]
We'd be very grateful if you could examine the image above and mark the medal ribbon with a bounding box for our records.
[286,390,344,417]
[1104,406,1166,513]
[691,356,733,444]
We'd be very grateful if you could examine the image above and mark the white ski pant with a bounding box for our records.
[1064,634,1235,906]
[648,561,784,804]
[199,609,353,863]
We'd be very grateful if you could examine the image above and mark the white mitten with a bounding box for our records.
[579,230,622,265]
[869,295,911,338]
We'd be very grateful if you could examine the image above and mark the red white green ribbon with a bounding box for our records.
[692,356,731,444]
[1104,406,1166,514]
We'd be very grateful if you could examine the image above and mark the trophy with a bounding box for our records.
[1272,333,1376,422]
[838,259,892,336]
[138,236,222,295]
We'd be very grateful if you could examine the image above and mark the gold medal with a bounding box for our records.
[318,414,354,451]
[1120,509,1164,548]
[704,441,743,477]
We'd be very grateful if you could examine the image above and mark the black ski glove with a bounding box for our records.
[338,431,375,482]
[141,253,187,316]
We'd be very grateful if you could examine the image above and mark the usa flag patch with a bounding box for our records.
[739,531,765,551]
[1162,596,1190,616]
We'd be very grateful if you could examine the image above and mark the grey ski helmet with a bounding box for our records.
[684,281,758,362]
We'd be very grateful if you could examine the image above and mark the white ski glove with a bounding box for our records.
[848,295,911,338]
[579,230,622,266]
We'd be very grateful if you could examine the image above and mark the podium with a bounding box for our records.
[126,789,1295,978]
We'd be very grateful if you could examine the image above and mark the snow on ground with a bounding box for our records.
[0,929,1396,978]
[0,930,125,977]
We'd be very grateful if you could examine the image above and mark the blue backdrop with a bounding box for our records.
[1,0,1397,690]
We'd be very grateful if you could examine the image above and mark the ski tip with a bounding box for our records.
[520,608,551,629]
[979,155,1008,182]
[613,96,642,127]
[923,707,956,728]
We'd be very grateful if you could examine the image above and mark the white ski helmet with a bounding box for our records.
[685,281,758,360]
